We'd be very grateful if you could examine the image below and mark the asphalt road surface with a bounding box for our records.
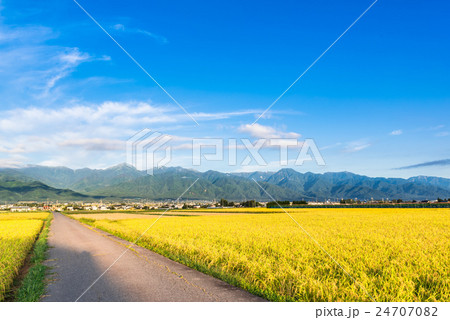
[43,212,265,302]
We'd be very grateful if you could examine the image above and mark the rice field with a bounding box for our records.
[0,212,50,221]
[71,208,450,302]
[0,212,50,301]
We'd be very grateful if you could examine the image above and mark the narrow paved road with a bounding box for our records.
[43,212,265,302]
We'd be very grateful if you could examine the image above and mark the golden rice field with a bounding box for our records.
[0,212,50,221]
[72,208,450,302]
[70,211,244,220]
[0,212,49,301]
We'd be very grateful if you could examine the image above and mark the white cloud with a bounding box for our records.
[0,25,57,44]
[343,141,371,153]
[390,129,403,136]
[320,142,342,150]
[40,48,102,97]
[112,24,125,31]
[111,23,168,44]
[0,158,24,168]
[58,138,125,151]
[0,145,26,154]
[193,110,262,120]
[0,16,109,103]
[0,100,278,168]
[0,101,176,134]
[238,123,301,139]
[431,125,445,130]
[59,48,91,64]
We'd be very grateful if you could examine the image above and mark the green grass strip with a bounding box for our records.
[15,213,53,302]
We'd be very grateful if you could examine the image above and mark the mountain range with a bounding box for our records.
[0,164,449,202]
[0,169,95,202]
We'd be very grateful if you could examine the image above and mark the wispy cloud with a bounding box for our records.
[41,48,93,96]
[319,138,371,154]
[395,159,450,170]
[238,123,301,139]
[390,129,403,136]
[58,138,125,151]
[0,18,110,102]
[343,140,371,153]
[0,24,57,43]
[112,23,168,44]
[430,125,445,131]
[0,158,26,168]
[320,142,343,151]
[193,110,262,121]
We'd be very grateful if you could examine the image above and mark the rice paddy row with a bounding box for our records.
[0,212,50,301]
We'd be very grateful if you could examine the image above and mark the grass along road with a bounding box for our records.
[0,212,50,301]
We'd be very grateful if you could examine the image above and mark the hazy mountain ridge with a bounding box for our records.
[1,164,449,201]
[17,163,147,193]
[0,171,95,201]
[261,169,450,200]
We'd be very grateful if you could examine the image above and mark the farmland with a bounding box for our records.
[70,208,450,302]
[0,212,50,301]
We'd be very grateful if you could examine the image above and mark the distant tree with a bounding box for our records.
[241,200,260,207]
[219,198,229,207]
[266,200,290,208]
[437,197,445,203]
[267,201,277,208]
[293,200,308,205]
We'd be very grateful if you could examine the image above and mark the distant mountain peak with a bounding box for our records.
[106,163,137,171]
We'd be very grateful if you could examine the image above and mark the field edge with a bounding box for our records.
[14,213,53,302]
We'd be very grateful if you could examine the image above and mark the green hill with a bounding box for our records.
[0,171,96,202]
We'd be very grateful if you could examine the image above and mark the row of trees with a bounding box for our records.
[266,200,308,208]
[191,199,263,208]
[218,199,262,208]
[340,198,450,204]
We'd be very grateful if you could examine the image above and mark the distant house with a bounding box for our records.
[10,206,31,212]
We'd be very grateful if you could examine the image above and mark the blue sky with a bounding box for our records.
[0,0,449,178]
